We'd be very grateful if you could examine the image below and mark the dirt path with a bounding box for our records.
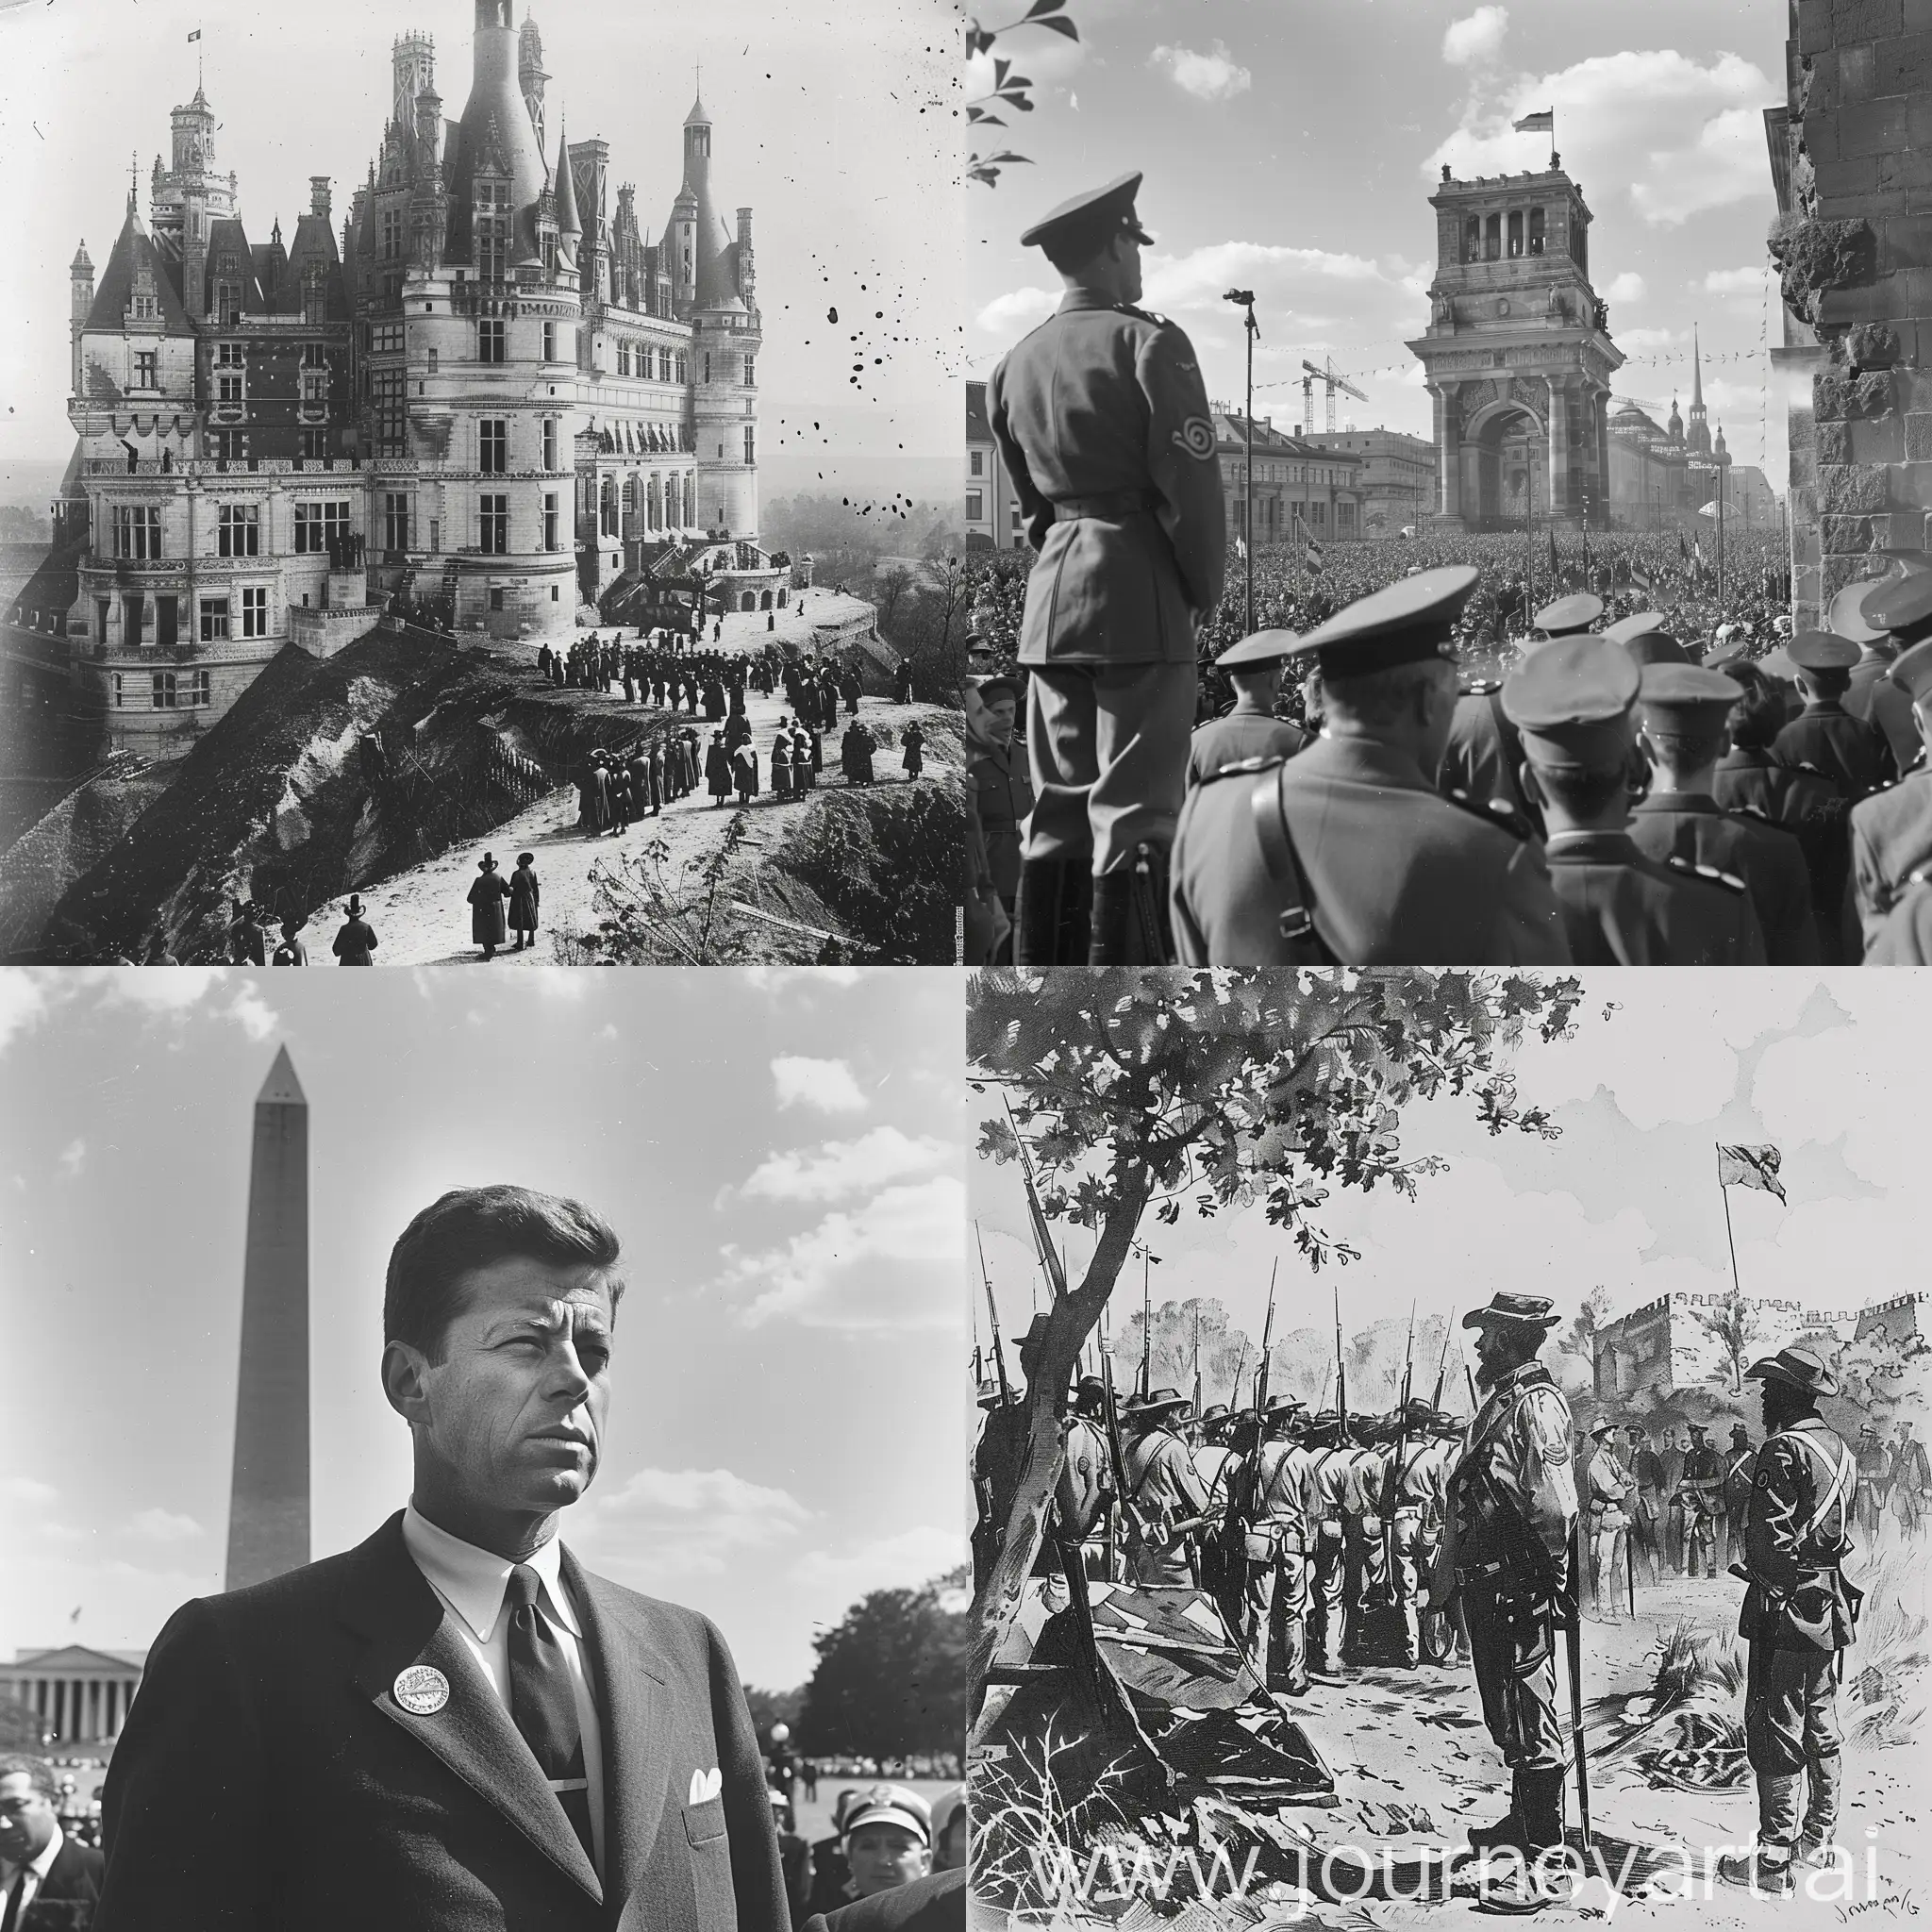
[339,674,948,967]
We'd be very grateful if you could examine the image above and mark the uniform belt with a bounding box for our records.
[1455,1559,1508,1582]
[1053,491,1161,522]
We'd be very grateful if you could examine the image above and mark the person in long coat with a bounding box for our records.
[791,726,814,791]
[773,737,793,802]
[508,852,540,950]
[467,854,512,960]
[734,741,760,803]
[650,741,667,815]
[901,721,926,781]
[331,895,377,964]
[608,761,632,835]
[708,732,733,805]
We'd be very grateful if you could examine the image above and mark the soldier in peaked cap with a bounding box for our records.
[1503,638,1768,964]
[1607,610,1692,670]
[1122,1389,1211,1586]
[1850,575,1932,953]
[988,172,1226,967]
[1188,631,1309,786]
[1534,591,1604,638]
[1429,1293,1577,1856]
[1627,663,1821,963]
[1773,630,1894,801]
[1717,1347,1860,1894]
[1170,567,1571,966]
[1839,578,1923,770]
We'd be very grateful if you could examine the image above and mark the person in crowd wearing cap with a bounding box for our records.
[1191,1404,1238,1518]
[467,853,513,962]
[1890,1419,1929,1541]
[1339,1414,1393,1655]
[330,893,377,966]
[1188,633,1309,787]
[1536,592,1605,641]
[1627,1423,1665,1589]
[1717,1347,1860,1893]
[929,1789,966,1876]
[1236,1397,1317,1694]
[987,172,1226,966]
[508,854,541,953]
[837,1787,932,1904]
[1502,636,1768,964]
[1628,662,1820,963]
[1837,580,1923,773]
[1773,631,1893,803]
[1676,1422,1724,1579]
[1853,1423,1890,1541]
[1582,1418,1634,1620]
[271,916,309,967]
[1385,1397,1454,1666]
[1122,1389,1210,1587]
[1427,1293,1577,1857]
[97,1185,789,1932]
[1722,1424,1757,1578]
[1172,567,1571,966]
[1849,575,1932,954]
[966,676,1032,956]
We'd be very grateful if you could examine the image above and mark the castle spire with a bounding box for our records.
[554,110,579,238]
[1691,324,1704,408]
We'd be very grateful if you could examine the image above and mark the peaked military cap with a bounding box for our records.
[1217,628,1302,671]
[1888,637,1932,706]
[1289,565,1479,675]
[1639,662,1742,726]
[1744,1344,1840,1398]
[1831,581,1892,646]
[1500,635,1641,769]
[1020,172,1153,252]
[1620,629,1690,669]
[1462,1291,1562,1332]
[1535,592,1605,636]
[1864,569,1932,647]
[974,674,1023,706]
[1787,630,1860,674]
[1590,1416,1621,1437]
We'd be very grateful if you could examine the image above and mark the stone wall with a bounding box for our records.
[1774,0,1932,625]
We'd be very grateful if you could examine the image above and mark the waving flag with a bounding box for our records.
[1718,1143,1786,1203]
[1513,109,1555,134]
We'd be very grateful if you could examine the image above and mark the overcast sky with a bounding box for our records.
[974,974,1922,1383]
[0,0,958,491]
[968,0,1790,487]
[0,967,964,1689]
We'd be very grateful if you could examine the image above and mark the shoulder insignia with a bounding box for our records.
[1907,866,1932,889]
[1445,788,1530,841]
[1118,302,1169,325]
[1205,753,1286,784]
[1460,679,1502,697]
[1667,854,1748,894]
[1173,416,1216,461]
[1732,802,1773,824]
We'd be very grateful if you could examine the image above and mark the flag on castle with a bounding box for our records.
[1513,109,1554,134]
[189,28,202,40]
[1717,1143,1786,1203]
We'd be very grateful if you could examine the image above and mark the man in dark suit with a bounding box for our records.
[97,1185,788,1932]
[0,1756,104,1930]
[802,1869,965,1932]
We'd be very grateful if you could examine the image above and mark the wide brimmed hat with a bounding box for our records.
[1127,1386,1193,1421]
[1197,1403,1233,1427]
[1462,1292,1562,1332]
[1744,1344,1839,1398]
[517,852,535,866]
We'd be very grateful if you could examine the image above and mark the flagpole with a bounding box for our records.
[1717,1145,1744,1305]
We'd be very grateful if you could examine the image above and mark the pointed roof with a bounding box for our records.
[84,198,192,332]
[257,1045,306,1107]
[1690,324,1704,408]
[684,93,710,127]
[555,117,580,235]
[5,1644,146,1674]
[72,241,93,274]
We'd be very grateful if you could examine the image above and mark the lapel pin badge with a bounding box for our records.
[690,1767,723,1805]
[393,1665,451,1715]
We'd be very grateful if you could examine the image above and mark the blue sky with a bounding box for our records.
[968,0,1790,486]
[0,0,958,488]
[0,967,964,1687]
[974,973,1924,1373]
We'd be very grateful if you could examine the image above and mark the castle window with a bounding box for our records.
[152,671,179,708]
[543,492,559,551]
[743,357,754,387]
[1463,216,1481,264]
[658,348,672,382]
[301,369,327,405]
[744,426,755,465]
[543,321,557,362]
[381,208,403,260]
[218,505,260,558]
[966,491,983,521]
[675,353,688,385]
[703,354,711,385]
[241,587,269,639]
[135,352,158,389]
[199,597,230,642]
[542,418,558,470]
[216,283,242,327]
[1507,210,1524,258]
[111,673,125,708]
[1484,213,1501,260]
[1528,208,1546,256]
[304,269,326,324]
[209,427,244,461]
[618,341,632,376]
[373,323,404,356]
[383,491,411,553]
[131,291,158,322]
[110,505,162,559]
[480,493,509,555]
[478,318,507,364]
[374,371,407,454]
[480,419,508,475]
[299,428,329,460]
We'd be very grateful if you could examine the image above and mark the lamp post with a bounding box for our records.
[1224,289,1258,637]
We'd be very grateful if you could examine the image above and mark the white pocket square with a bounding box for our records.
[689,1767,723,1805]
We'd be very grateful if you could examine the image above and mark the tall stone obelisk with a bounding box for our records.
[224,1045,310,1591]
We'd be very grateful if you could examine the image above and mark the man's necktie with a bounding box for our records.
[504,1564,597,1871]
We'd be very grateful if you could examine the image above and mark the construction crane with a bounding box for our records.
[1302,357,1368,435]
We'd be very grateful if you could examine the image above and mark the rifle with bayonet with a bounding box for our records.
[1386,1300,1417,1603]
[1428,1310,1455,1409]
[1097,1322,1146,1574]
[1567,1510,1594,1853]
[976,1223,1011,1409]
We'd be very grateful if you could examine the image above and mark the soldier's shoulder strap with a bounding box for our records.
[1245,760,1343,964]
[1199,751,1285,787]
[1459,678,1502,698]
[1116,301,1173,327]
[1444,787,1533,841]
[1666,853,1750,896]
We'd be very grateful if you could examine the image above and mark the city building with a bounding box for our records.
[1408,162,1624,531]
[0,1649,148,1749]
[1299,427,1437,534]
[1214,409,1363,545]
[964,380,1024,553]
[44,0,761,756]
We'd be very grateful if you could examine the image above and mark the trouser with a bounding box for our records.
[1461,1577,1564,1773]
[1683,1500,1717,1577]
[1244,1547,1311,1692]
[1128,1537,1193,1588]
[1855,1486,1882,1538]
[1721,1508,1747,1574]
[1024,661,1198,874]
[1632,1493,1663,1582]
[1666,1499,1686,1572]
[1589,1510,1628,1615]
[1309,1524,1348,1671]
[1745,1643,1842,1850]
[1390,1511,1426,1662]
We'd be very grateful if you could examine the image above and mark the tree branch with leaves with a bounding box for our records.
[965,0,1079,187]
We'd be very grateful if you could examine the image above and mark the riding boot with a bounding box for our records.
[1014,858,1091,967]
[1089,844,1174,966]
[1467,1773,1527,1852]
[1518,1766,1567,1853]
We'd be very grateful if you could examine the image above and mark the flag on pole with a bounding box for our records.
[1717,1143,1786,1203]
[1235,534,1247,561]
[1513,109,1555,134]
[70,1606,83,1624]
[189,27,203,40]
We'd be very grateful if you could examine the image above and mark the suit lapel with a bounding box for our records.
[563,1546,671,1919]
[336,1513,603,1906]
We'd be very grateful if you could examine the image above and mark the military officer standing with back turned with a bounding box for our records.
[987,174,1225,966]
[1189,632,1309,786]
[1429,1292,1578,1860]
[1849,576,1932,953]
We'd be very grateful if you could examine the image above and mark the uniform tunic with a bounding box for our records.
[968,741,1034,905]
[1171,736,1571,965]
[1850,770,1932,954]
[1845,652,1921,770]
[1186,704,1307,789]
[1541,829,1768,965]
[1440,685,1541,834]
[1625,791,1819,964]
[1247,1439,1318,1691]
[1772,700,1891,800]
[1123,1426,1209,1587]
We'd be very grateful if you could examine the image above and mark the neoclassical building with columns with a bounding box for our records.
[0,1645,147,1748]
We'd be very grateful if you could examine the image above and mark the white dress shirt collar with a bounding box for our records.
[1,1822,63,1897]
[402,1501,583,1642]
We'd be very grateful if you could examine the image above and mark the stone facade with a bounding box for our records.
[1214,411,1363,545]
[1770,0,1932,627]
[1299,426,1437,534]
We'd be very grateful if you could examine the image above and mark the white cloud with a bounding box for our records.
[571,1467,811,1575]
[789,1526,968,1604]
[2,1477,57,1506]
[598,1023,619,1042]
[1441,7,1507,68]
[535,975,591,1002]
[770,1056,868,1114]
[1149,40,1252,104]
[91,967,226,1013]
[722,1174,965,1329]
[227,990,278,1043]
[738,1126,954,1203]
[1607,273,1647,304]
[57,1139,86,1181]
[129,1507,203,1542]
[1425,51,1777,228]
[1705,265,1774,301]
[0,975,52,1057]
[975,286,1059,340]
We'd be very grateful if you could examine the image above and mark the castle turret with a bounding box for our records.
[1687,324,1711,456]
[553,113,580,289]
[736,207,755,308]
[447,0,549,273]
[682,93,736,314]
[519,10,549,151]
[70,241,95,394]
[391,32,436,131]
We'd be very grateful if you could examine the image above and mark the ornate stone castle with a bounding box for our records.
[57,1,762,749]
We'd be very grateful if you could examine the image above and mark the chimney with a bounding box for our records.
[310,176,332,219]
